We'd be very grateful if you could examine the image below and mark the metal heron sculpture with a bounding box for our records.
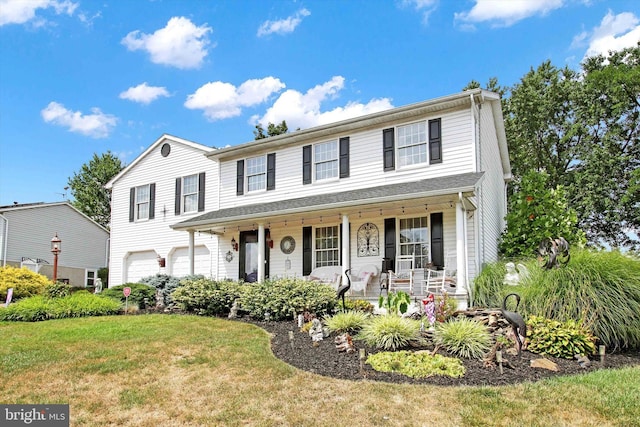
[336,269,351,311]
[501,293,527,356]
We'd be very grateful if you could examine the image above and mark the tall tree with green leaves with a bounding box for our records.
[67,151,124,229]
[254,120,289,140]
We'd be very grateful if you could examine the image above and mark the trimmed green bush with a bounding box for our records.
[527,315,597,359]
[324,310,370,334]
[0,266,51,300]
[339,298,374,313]
[0,293,121,321]
[44,281,71,299]
[433,317,492,360]
[473,250,640,351]
[101,283,156,309]
[357,315,422,350]
[139,274,205,307]
[366,350,465,379]
[239,278,337,321]
[172,278,243,316]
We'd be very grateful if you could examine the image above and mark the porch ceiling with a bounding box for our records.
[171,172,484,232]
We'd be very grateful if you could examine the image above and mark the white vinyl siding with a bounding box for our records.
[246,156,266,192]
[314,141,338,181]
[399,216,429,268]
[397,122,427,167]
[315,226,339,267]
[135,185,150,220]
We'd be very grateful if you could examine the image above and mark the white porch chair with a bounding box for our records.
[424,251,457,295]
[388,254,415,295]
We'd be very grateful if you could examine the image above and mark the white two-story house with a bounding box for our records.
[107,89,510,307]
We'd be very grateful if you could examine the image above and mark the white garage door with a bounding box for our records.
[170,246,210,277]
[125,251,158,283]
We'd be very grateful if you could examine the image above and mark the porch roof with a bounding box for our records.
[171,172,484,231]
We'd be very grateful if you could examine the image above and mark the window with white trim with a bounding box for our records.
[246,156,266,192]
[135,184,150,220]
[397,122,427,167]
[315,226,339,267]
[182,174,199,213]
[399,216,429,268]
[314,141,338,181]
[86,269,97,287]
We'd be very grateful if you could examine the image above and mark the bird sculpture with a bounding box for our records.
[500,293,527,356]
[336,269,351,311]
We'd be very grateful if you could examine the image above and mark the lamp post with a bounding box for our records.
[51,233,62,283]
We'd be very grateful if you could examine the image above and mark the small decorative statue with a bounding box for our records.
[228,300,239,319]
[422,294,436,329]
[309,318,326,345]
[94,278,103,294]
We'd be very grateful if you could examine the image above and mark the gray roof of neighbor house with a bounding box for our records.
[171,172,484,231]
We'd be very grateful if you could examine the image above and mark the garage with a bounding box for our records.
[125,251,159,283]
[170,246,211,277]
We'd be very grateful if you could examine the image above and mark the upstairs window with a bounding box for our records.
[397,122,427,167]
[136,185,150,219]
[129,183,155,222]
[314,141,338,181]
[175,173,205,215]
[246,156,266,192]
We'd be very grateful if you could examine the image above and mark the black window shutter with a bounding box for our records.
[302,145,312,184]
[149,183,156,220]
[198,172,205,212]
[383,128,395,171]
[236,160,244,195]
[175,178,182,215]
[303,226,313,275]
[429,118,442,164]
[339,137,350,178]
[384,218,396,270]
[266,153,276,191]
[430,212,444,268]
[129,187,135,222]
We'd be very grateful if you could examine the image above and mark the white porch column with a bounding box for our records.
[188,230,195,275]
[258,223,265,282]
[455,202,467,294]
[341,214,350,283]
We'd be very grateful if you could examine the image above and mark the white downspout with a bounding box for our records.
[458,192,470,307]
[188,231,195,275]
[341,214,350,284]
[105,237,110,268]
[258,223,265,282]
[0,214,8,266]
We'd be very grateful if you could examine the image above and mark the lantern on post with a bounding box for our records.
[51,233,62,283]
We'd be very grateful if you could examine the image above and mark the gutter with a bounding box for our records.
[0,214,7,266]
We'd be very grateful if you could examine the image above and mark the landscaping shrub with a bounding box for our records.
[526,315,597,359]
[139,274,204,307]
[433,317,492,360]
[339,298,374,313]
[436,292,459,322]
[239,278,337,321]
[473,250,640,351]
[324,310,370,334]
[0,266,50,300]
[378,291,411,315]
[172,278,243,316]
[101,283,156,309]
[44,281,71,299]
[366,350,465,379]
[0,293,121,321]
[357,315,422,350]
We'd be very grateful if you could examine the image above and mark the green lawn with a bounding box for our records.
[1,314,638,426]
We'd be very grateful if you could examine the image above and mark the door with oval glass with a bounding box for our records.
[239,230,270,282]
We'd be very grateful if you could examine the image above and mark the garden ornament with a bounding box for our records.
[501,293,527,356]
[537,237,570,269]
[336,268,351,311]
[309,318,325,344]
[503,262,529,286]
[422,294,436,328]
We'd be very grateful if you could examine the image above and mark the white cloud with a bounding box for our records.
[400,0,438,24]
[257,8,310,37]
[184,77,286,120]
[119,83,170,105]
[41,101,117,138]
[580,11,640,60]
[252,76,394,130]
[0,0,78,26]
[454,0,564,28]
[122,17,212,69]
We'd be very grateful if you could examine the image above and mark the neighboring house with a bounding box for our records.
[0,202,109,287]
[107,89,510,308]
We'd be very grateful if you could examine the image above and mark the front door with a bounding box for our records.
[239,230,270,282]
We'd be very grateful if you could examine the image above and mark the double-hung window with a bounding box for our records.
[397,122,427,167]
[182,174,199,213]
[135,184,150,220]
[399,216,429,268]
[315,225,339,267]
[314,141,338,181]
[86,269,97,287]
[246,156,266,192]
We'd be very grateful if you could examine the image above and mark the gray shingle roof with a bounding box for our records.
[172,172,484,230]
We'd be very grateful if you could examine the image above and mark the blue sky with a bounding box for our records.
[1,0,639,206]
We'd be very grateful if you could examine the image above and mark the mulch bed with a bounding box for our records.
[240,318,640,387]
